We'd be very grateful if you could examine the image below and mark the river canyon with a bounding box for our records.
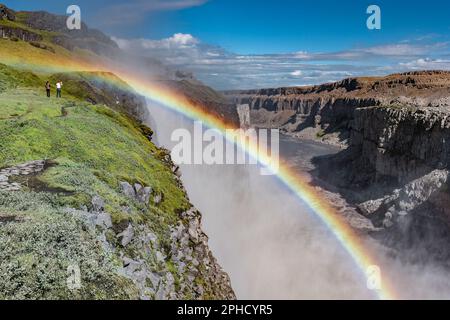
[145,98,450,299]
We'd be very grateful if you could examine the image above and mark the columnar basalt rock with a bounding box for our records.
[347,106,450,186]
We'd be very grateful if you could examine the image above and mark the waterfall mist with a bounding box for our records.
[145,100,377,299]
[144,99,450,299]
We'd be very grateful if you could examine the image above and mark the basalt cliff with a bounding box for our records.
[225,71,450,143]
[226,71,450,264]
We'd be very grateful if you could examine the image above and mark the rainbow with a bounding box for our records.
[0,54,399,300]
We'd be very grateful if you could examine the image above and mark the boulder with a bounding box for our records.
[91,195,105,212]
[119,181,136,199]
[134,183,142,194]
[143,187,152,204]
[120,182,152,205]
[136,185,152,205]
[122,257,142,275]
[188,219,200,243]
[29,41,55,53]
[118,224,134,246]
[96,212,112,229]
[148,272,161,289]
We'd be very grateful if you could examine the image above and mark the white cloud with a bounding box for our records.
[108,0,208,13]
[290,70,303,77]
[359,43,448,57]
[399,58,450,70]
[141,33,199,49]
[114,33,199,50]
[112,34,450,90]
[169,33,199,46]
[293,51,310,59]
[362,44,422,56]
[97,0,209,26]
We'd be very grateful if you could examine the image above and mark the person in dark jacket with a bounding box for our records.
[45,81,51,98]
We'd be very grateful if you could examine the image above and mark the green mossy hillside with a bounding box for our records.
[0,66,193,299]
[0,64,41,92]
[0,84,189,218]
[0,191,139,299]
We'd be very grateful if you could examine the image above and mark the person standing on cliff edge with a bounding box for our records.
[45,81,51,98]
[56,81,62,98]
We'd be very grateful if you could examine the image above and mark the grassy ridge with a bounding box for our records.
[0,64,41,92]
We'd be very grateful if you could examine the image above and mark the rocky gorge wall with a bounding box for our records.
[224,71,450,145]
[227,72,450,263]
[320,105,450,263]
[351,106,450,183]
[316,105,450,193]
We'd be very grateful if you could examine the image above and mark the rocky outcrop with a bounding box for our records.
[0,4,15,21]
[29,41,55,52]
[69,184,235,300]
[1,5,41,42]
[168,209,235,299]
[119,181,152,205]
[320,106,450,189]
[358,169,449,227]
[0,160,46,192]
[18,10,118,54]
[0,26,42,42]
[0,157,235,300]
[236,104,251,128]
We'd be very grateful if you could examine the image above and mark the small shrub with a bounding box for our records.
[316,130,326,138]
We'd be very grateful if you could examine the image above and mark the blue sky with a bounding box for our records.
[4,0,450,89]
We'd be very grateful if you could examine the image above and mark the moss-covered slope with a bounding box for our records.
[0,64,235,300]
